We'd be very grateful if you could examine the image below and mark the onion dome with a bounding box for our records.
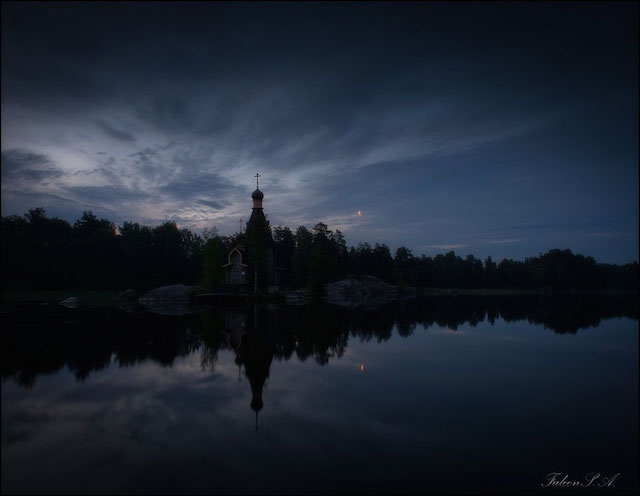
[251,187,264,209]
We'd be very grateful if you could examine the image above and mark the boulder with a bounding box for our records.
[325,275,398,309]
[324,278,365,307]
[59,296,80,309]
[114,289,138,301]
[139,283,192,303]
[138,283,193,315]
[113,289,140,312]
[360,275,398,298]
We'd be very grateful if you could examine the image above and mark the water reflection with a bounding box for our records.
[2,293,637,393]
[1,294,638,494]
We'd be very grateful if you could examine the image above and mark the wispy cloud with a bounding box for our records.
[95,120,136,143]
[427,244,466,250]
[1,149,65,184]
[197,199,226,210]
[483,238,525,245]
[1,2,637,263]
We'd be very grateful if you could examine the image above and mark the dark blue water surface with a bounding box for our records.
[1,295,638,494]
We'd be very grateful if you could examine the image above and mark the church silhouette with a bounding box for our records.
[223,174,280,293]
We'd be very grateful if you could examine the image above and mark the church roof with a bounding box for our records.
[251,188,264,200]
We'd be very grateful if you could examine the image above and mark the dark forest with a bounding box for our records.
[2,208,637,292]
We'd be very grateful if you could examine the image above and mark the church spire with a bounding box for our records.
[251,173,264,209]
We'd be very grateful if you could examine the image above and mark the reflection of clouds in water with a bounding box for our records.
[2,296,639,494]
[2,314,639,493]
[108,348,246,388]
[1,349,261,492]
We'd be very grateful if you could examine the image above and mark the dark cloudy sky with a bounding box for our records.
[2,1,638,263]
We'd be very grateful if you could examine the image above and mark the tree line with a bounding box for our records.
[1,208,203,290]
[1,208,637,292]
[269,223,637,291]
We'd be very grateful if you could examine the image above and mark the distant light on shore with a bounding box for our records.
[357,210,362,216]
[360,364,364,371]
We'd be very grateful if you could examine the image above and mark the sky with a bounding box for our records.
[1,1,638,264]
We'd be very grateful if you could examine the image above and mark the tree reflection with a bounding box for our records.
[2,293,638,392]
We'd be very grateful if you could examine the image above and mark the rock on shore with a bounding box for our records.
[113,289,140,312]
[324,276,398,309]
[138,283,193,315]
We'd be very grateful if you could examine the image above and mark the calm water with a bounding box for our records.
[1,295,638,494]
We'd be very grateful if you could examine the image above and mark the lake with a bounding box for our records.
[1,294,638,494]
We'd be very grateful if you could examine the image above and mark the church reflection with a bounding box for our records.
[228,309,274,430]
[2,293,638,398]
[223,312,246,351]
[197,306,277,429]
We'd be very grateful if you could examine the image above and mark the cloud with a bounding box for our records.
[157,172,242,201]
[0,189,89,224]
[483,238,525,245]
[1,3,637,263]
[1,149,65,183]
[482,221,608,233]
[197,199,226,210]
[127,147,168,180]
[67,186,149,205]
[95,120,136,143]
[427,244,466,250]
[135,97,193,134]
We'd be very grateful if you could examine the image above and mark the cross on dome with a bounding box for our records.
[251,175,264,204]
